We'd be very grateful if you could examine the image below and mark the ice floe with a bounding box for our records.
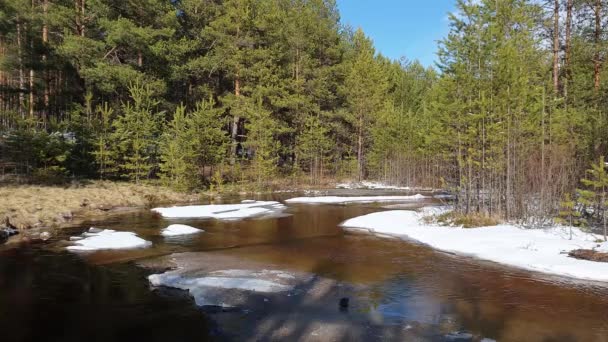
[148,269,295,307]
[285,194,428,204]
[336,181,411,190]
[161,224,203,237]
[67,228,151,252]
[341,210,608,282]
[152,200,287,220]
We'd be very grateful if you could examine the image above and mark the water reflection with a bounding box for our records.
[0,248,216,342]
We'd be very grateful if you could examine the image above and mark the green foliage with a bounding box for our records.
[160,100,227,190]
[245,102,280,189]
[296,114,331,183]
[581,157,608,240]
[111,82,163,183]
[91,103,117,179]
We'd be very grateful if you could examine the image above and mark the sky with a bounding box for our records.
[336,1,456,67]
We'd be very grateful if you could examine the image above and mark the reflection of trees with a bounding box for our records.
[0,250,215,341]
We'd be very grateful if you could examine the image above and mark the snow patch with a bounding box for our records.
[67,228,151,252]
[152,200,287,220]
[341,210,608,282]
[336,181,411,190]
[286,194,428,204]
[161,224,203,237]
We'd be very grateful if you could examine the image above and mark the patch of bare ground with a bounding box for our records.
[568,249,608,263]
[0,181,199,230]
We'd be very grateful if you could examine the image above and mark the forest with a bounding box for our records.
[0,0,607,224]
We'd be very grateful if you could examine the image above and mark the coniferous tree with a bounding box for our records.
[112,82,163,183]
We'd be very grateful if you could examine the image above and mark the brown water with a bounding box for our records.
[2,190,608,341]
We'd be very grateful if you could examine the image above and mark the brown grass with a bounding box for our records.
[0,181,199,229]
[568,249,608,263]
[433,211,500,228]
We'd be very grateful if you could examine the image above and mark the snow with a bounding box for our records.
[148,269,295,307]
[341,210,608,282]
[67,228,151,252]
[336,181,411,190]
[152,200,287,220]
[161,224,203,237]
[285,194,428,204]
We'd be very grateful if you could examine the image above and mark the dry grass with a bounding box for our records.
[0,181,199,229]
[433,211,500,228]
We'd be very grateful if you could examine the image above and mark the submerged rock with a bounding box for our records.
[40,231,51,241]
[0,218,20,244]
[444,331,474,341]
[339,297,349,311]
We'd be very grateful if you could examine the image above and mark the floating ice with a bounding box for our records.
[67,228,151,252]
[161,224,203,237]
[341,210,608,282]
[148,269,295,307]
[285,194,428,204]
[152,200,287,220]
[336,181,411,190]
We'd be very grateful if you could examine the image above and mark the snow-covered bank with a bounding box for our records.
[152,200,287,220]
[67,228,151,251]
[286,194,428,204]
[341,210,608,282]
[161,224,203,237]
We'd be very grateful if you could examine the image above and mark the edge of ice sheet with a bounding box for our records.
[285,194,428,204]
[152,200,287,219]
[161,224,203,237]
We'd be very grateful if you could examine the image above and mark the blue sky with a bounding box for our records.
[336,1,456,67]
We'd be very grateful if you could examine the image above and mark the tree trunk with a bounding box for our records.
[16,21,25,118]
[594,0,602,92]
[565,0,573,103]
[357,113,363,182]
[231,75,241,165]
[29,20,35,121]
[42,0,50,124]
[552,0,560,94]
[80,0,85,36]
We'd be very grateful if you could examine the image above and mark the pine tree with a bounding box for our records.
[296,113,331,184]
[245,101,280,189]
[343,28,389,181]
[91,102,116,179]
[160,104,197,191]
[582,156,608,240]
[112,82,163,183]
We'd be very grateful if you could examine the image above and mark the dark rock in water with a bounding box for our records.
[444,331,474,341]
[0,227,17,240]
[339,297,349,311]
[0,230,8,244]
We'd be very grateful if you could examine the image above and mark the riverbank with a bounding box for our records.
[0,181,201,231]
[341,210,608,283]
[0,178,342,235]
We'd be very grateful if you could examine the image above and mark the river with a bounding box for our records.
[1,190,608,341]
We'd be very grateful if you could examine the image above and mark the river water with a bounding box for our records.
[1,190,608,341]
